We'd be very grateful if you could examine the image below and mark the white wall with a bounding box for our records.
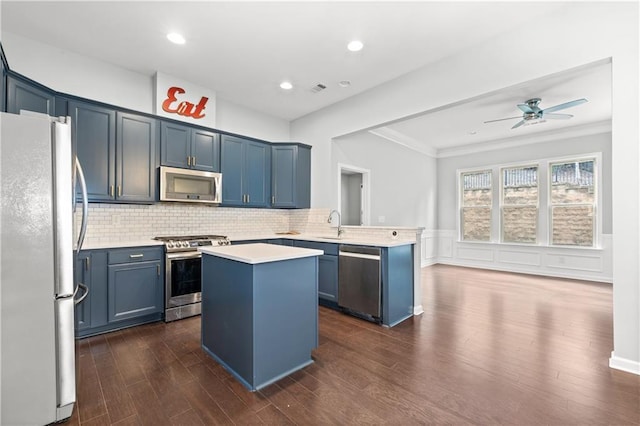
[0,32,290,142]
[291,3,639,374]
[435,131,613,283]
[438,131,613,233]
[333,132,437,229]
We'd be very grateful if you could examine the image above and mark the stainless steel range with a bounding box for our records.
[154,235,230,322]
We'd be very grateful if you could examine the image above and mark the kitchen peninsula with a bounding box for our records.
[199,243,322,391]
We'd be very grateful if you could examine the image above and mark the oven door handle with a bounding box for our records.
[167,251,203,260]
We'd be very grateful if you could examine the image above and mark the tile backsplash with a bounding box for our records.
[77,204,420,244]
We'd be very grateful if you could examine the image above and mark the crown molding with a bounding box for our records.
[437,120,611,158]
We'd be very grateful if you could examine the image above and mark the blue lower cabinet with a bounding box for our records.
[381,245,414,327]
[318,255,338,303]
[108,260,163,322]
[74,246,164,338]
[74,252,92,332]
[201,253,318,391]
[293,240,338,304]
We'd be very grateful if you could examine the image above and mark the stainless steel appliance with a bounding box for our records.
[160,166,222,204]
[1,111,89,424]
[338,245,382,323]
[154,235,230,321]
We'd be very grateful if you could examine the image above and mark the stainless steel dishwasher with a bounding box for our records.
[338,245,382,323]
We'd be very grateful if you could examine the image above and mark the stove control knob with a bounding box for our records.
[167,242,174,249]
[181,241,189,248]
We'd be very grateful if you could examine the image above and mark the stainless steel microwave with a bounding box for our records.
[160,166,222,204]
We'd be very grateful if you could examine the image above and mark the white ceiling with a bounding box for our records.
[0,1,611,152]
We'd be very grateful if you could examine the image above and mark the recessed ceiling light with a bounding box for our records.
[347,40,364,52]
[280,81,293,90]
[338,80,351,88]
[167,32,185,45]
[468,131,477,135]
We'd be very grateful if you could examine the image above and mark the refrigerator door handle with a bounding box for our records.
[75,157,88,255]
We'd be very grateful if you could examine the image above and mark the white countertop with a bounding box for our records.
[230,234,415,248]
[79,239,164,250]
[200,243,323,264]
[79,233,415,251]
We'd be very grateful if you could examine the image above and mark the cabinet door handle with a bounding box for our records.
[109,185,114,197]
[129,254,144,259]
[85,257,90,270]
[117,186,122,197]
[192,156,196,166]
[272,195,275,204]
[187,156,191,166]
[157,264,160,276]
[247,194,250,203]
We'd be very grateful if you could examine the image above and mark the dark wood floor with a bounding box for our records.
[68,265,639,425]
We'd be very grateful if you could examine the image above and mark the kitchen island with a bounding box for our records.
[199,243,322,391]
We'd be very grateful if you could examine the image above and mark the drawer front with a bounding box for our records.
[293,240,338,256]
[108,247,163,264]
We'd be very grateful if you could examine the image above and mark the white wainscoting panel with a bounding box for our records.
[546,252,603,272]
[497,250,541,266]
[437,230,455,258]
[457,247,495,262]
[434,230,612,283]
[421,229,437,267]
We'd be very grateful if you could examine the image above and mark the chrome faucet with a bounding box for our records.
[327,209,344,238]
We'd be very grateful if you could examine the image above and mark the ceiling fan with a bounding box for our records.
[484,97,588,129]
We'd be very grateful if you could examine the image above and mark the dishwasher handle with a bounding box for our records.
[339,245,381,257]
[339,251,380,261]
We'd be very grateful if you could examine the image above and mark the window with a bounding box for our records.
[550,159,595,246]
[501,165,538,243]
[461,170,492,241]
[458,154,599,248]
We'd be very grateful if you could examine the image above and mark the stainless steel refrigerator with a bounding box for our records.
[1,111,88,424]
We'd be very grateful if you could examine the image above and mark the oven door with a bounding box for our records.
[166,251,202,308]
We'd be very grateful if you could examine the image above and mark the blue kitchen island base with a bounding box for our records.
[200,244,320,391]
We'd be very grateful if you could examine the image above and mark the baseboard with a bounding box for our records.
[421,257,437,268]
[413,304,424,315]
[435,258,613,283]
[609,351,640,375]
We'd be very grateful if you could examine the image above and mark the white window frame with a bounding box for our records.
[500,163,540,244]
[458,169,492,242]
[548,154,600,248]
[457,152,602,249]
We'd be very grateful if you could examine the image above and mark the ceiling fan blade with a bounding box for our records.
[484,116,522,124]
[544,113,573,120]
[517,103,534,113]
[511,119,526,129]
[542,98,588,114]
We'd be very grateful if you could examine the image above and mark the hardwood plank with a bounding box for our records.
[72,265,640,426]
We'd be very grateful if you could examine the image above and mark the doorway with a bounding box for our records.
[338,164,370,226]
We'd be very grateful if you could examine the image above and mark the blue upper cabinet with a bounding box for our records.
[69,99,116,202]
[271,144,311,209]
[70,99,159,203]
[221,135,271,207]
[6,74,56,115]
[116,112,159,203]
[161,121,220,172]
